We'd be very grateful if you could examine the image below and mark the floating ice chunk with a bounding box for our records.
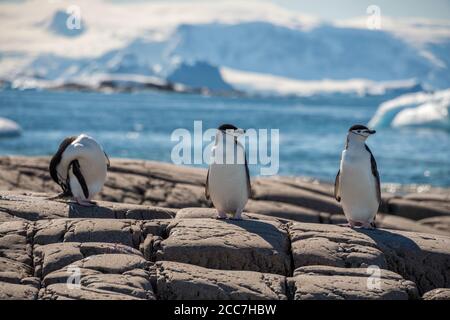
[369,89,450,129]
[392,98,450,129]
[0,117,21,137]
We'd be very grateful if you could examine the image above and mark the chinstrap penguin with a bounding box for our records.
[49,134,110,206]
[205,124,252,220]
[334,124,381,229]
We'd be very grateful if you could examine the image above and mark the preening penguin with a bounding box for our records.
[205,124,251,220]
[334,125,381,229]
[49,134,110,206]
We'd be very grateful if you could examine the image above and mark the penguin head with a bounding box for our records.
[348,124,376,140]
[217,124,246,138]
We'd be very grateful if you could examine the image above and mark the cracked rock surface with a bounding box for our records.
[0,157,449,300]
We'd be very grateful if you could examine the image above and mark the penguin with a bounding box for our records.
[334,124,381,229]
[205,124,252,220]
[49,134,110,206]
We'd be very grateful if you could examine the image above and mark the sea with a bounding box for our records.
[0,89,449,187]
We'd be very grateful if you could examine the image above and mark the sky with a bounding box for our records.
[106,0,450,21]
[274,0,450,21]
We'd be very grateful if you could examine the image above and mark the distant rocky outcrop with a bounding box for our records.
[0,156,449,300]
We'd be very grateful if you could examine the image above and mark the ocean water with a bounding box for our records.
[0,89,449,187]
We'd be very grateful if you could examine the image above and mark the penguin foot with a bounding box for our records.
[216,212,227,220]
[347,220,356,228]
[231,213,243,220]
[74,198,96,207]
[361,222,375,230]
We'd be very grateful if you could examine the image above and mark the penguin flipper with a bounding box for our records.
[70,160,89,199]
[365,145,381,204]
[334,170,341,202]
[245,156,252,198]
[104,151,111,168]
[205,168,210,200]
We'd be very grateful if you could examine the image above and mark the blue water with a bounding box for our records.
[0,89,449,186]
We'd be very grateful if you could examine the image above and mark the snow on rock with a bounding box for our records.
[369,89,450,129]
[0,118,21,137]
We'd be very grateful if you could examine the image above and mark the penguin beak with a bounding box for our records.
[368,130,376,134]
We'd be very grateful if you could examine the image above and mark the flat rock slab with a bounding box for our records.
[157,261,287,300]
[0,282,39,300]
[289,222,387,269]
[245,200,322,223]
[289,222,450,294]
[419,216,450,234]
[289,266,418,300]
[35,242,155,300]
[175,207,285,222]
[422,288,450,300]
[155,218,292,275]
[0,192,175,221]
[34,219,145,248]
[252,179,343,215]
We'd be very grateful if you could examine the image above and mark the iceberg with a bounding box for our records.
[368,89,450,129]
[0,117,21,137]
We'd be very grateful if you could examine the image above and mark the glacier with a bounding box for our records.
[0,0,449,96]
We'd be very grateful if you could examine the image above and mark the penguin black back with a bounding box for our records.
[49,136,77,185]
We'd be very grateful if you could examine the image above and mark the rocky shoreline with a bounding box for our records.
[0,156,449,300]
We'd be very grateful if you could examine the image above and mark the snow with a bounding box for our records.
[0,0,449,95]
[369,89,450,129]
[221,67,420,97]
[0,118,21,137]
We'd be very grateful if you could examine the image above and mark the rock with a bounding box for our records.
[289,266,418,300]
[156,261,287,300]
[162,183,207,208]
[0,282,38,300]
[418,216,450,234]
[329,213,450,236]
[289,222,450,294]
[252,179,343,215]
[0,193,175,220]
[174,207,285,222]
[34,242,155,300]
[34,219,142,248]
[387,198,449,220]
[245,200,322,223]
[356,228,450,294]
[155,218,291,275]
[422,288,450,300]
[39,283,144,300]
[289,222,387,269]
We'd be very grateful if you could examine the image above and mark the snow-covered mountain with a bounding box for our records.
[1,0,449,96]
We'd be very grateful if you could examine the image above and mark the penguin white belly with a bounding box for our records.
[71,154,107,201]
[340,157,378,223]
[208,163,249,214]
